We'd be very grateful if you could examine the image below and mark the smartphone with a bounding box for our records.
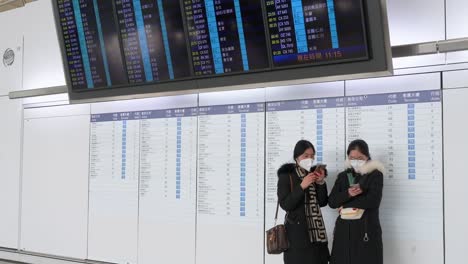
[314,164,327,173]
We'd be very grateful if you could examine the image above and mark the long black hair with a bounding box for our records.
[347,139,371,160]
[293,140,316,162]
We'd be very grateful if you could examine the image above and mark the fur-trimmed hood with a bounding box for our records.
[345,159,385,175]
[277,163,324,177]
[277,163,297,176]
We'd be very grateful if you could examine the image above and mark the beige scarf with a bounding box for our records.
[296,166,328,243]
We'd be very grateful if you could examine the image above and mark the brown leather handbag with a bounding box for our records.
[266,174,293,254]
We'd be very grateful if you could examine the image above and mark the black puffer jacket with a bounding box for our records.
[277,163,329,257]
[328,160,384,264]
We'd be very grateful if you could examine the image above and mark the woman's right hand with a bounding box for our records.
[300,173,316,190]
[348,186,363,197]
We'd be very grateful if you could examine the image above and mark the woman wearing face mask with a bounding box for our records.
[328,139,384,264]
[277,140,329,264]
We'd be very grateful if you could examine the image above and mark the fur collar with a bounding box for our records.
[345,159,384,175]
[277,163,319,177]
[277,163,297,176]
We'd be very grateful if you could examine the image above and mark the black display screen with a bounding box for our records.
[265,0,368,67]
[58,0,191,90]
[115,0,190,84]
[182,0,270,76]
[57,0,128,89]
[55,0,391,100]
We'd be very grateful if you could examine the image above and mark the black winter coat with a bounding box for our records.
[277,163,330,264]
[328,160,384,264]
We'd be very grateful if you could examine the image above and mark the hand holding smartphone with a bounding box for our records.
[314,164,327,174]
[348,183,363,197]
[313,164,327,183]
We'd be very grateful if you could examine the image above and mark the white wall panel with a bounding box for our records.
[443,88,468,264]
[0,97,22,249]
[386,0,445,46]
[346,72,441,95]
[446,51,468,65]
[392,54,446,69]
[20,105,90,258]
[21,0,66,90]
[446,0,468,39]
[443,70,468,89]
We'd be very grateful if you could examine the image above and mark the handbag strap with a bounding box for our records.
[274,174,294,224]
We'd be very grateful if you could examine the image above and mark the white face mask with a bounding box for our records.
[350,160,366,171]
[298,158,315,172]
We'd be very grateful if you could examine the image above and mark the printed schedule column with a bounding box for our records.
[197,103,265,264]
[138,108,197,264]
[265,97,345,264]
[88,112,140,264]
[346,90,443,245]
[183,0,269,76]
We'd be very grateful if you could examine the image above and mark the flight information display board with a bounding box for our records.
[57,0,191,90]
[57,0,128,90]
[182,0,270,76]
[115,0,190,83]
[265,0,368,67]
[54,0,392,100]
